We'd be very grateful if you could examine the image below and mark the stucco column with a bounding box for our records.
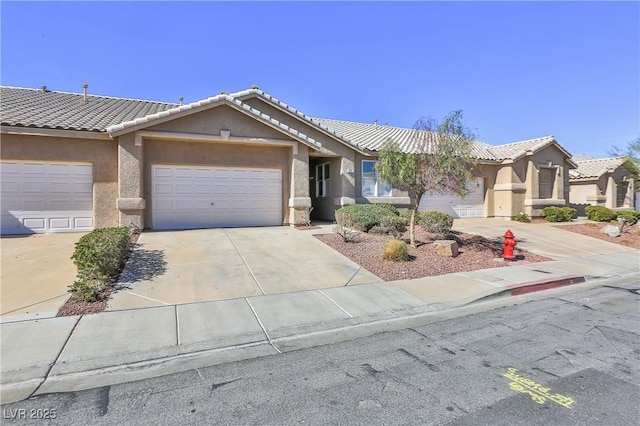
[288,144,311,225]
[117,133,146,229]
[625,178,634,208]
[334,156,356,208]
[605,175,616,209]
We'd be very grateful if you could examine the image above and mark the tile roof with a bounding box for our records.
[489,136,558,160]
[312,118,498,160]
[569,157,628,180]
[0,86,176,132]
[1,85,574,164]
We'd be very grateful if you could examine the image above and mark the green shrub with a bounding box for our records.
[335,204,397,232]
[617,210,640,225]
[585,205,617,222]
[419,210,454,235]
[382,239,409,261]
[70,227,131,301]
[542,206,576,222]
[69,273,108,302]
[372,215,407,238]
[373,203,399,216]
[512,212,531,223]
[400,209,426,225]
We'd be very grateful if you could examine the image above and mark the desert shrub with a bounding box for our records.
[585,205,617,222]
[512,212,531,223]
[382,239,409,261]
[617,210,640,225]
[371,215,407,238]
[335,204,396,232]
[70,227,131,301]
[542,206,576,222]
[400,209,426,225]
[419,210,454,235]
[68,273,108,302]
[373,203,400,216]
[333,224,357,242]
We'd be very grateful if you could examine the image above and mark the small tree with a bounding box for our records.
[376,111,477,246]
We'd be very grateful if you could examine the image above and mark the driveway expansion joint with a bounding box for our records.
[245,298,281,354]
[223,229,266,295]
[28,314,82,399]
[317,289,354,318]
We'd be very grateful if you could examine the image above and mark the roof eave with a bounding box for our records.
[235,89,371,156]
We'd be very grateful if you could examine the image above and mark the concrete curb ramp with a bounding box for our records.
[1,251,638,404]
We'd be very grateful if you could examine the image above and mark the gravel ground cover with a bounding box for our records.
[315,227,551,281]
[558,223,640,250]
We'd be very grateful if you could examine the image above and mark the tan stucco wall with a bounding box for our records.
[478,164,497,217]
[147,105,287,140]
[491,145,574,218]
[1,133,119,228]
[143,139,291,227]
[569,181,603,205]
[127,105,310,227]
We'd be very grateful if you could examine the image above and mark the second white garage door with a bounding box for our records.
[419,178,485,218]
[152,165,282,230]
[1,161,94,235]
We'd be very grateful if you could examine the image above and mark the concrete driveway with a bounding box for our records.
[1,234,77,322]
[453,218,636,258]
[107,227,382,311]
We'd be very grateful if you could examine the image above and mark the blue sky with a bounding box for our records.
[1,1,638,157]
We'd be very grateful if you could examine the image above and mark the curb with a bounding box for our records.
[507,275,586,296]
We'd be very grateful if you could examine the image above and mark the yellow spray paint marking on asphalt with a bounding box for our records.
[503,368,575,409]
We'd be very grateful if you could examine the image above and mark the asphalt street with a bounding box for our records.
[2,282,639,426]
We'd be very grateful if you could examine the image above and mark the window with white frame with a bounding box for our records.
[316,162,330,197]
[538,167,555,199]
[362,160,392,197]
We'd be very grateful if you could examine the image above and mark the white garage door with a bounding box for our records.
[152,165,282,230]
[1,161,94,235]
[419,178,485,218]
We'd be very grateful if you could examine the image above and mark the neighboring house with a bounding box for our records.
[569,157,637,215]
[1,85,576,235]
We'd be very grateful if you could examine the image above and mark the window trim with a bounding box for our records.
[315,162,330,198]
[362,160,392,197]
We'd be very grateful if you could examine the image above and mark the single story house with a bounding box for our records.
[569,157,637,215]
[1,85,577,234]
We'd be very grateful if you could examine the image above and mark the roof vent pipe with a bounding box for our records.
[179,96,184,106]
[41,85,47,92]
[374,119,378,126]
[82,84,88,102]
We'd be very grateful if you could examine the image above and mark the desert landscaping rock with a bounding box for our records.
[602,224,621,237]
[434,240,459,257]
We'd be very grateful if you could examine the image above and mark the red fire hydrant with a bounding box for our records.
[502,229,517,260]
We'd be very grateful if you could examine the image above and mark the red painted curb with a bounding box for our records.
[508,275,586,296]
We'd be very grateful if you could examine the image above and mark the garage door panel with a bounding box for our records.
[23,217,46,230]
[419,178,485,219]
[1,161,94,234]
[152,165,282,230]
[154,183,173,195]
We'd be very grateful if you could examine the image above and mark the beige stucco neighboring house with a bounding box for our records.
[569,156,637,215]
[1,85,577,234]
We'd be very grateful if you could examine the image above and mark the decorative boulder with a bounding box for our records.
[434,240,459,257]
[601,224,621,238]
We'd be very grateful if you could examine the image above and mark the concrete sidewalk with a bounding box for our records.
[2,249,638,404]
